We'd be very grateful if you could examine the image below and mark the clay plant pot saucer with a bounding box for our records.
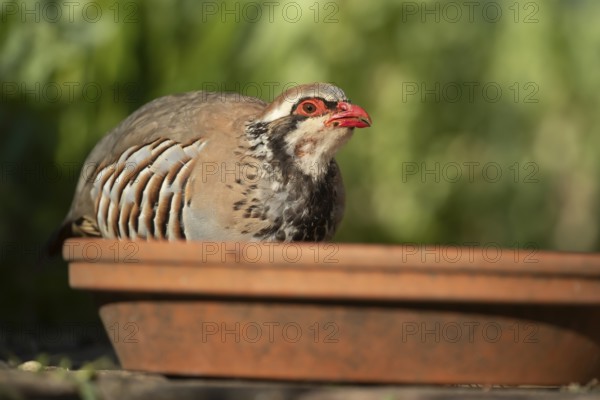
[64,239,600,385]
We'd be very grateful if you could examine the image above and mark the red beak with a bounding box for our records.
[325,102,372,129]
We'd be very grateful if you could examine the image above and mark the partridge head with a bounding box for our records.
[48,82,371,254]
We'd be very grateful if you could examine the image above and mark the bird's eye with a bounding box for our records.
[302,102,317,114]
[295,99,326,117]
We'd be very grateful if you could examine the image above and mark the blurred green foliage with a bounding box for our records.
[1,0,600,324]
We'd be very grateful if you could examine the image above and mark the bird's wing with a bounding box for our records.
[46,91,266,253]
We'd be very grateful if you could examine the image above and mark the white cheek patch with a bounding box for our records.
[284,117,328,149]
[283,117,352,179]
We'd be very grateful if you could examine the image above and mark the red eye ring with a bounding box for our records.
[295,99,327,117]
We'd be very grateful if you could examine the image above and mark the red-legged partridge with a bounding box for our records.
[50,82,371,251]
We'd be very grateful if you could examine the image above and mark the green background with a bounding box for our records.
[1,0,599,325]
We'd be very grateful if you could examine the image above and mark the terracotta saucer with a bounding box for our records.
[65,239,600,385]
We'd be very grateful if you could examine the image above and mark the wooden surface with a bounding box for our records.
[0,368,599,400]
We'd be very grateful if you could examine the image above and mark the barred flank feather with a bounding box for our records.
[91,138,204,240]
